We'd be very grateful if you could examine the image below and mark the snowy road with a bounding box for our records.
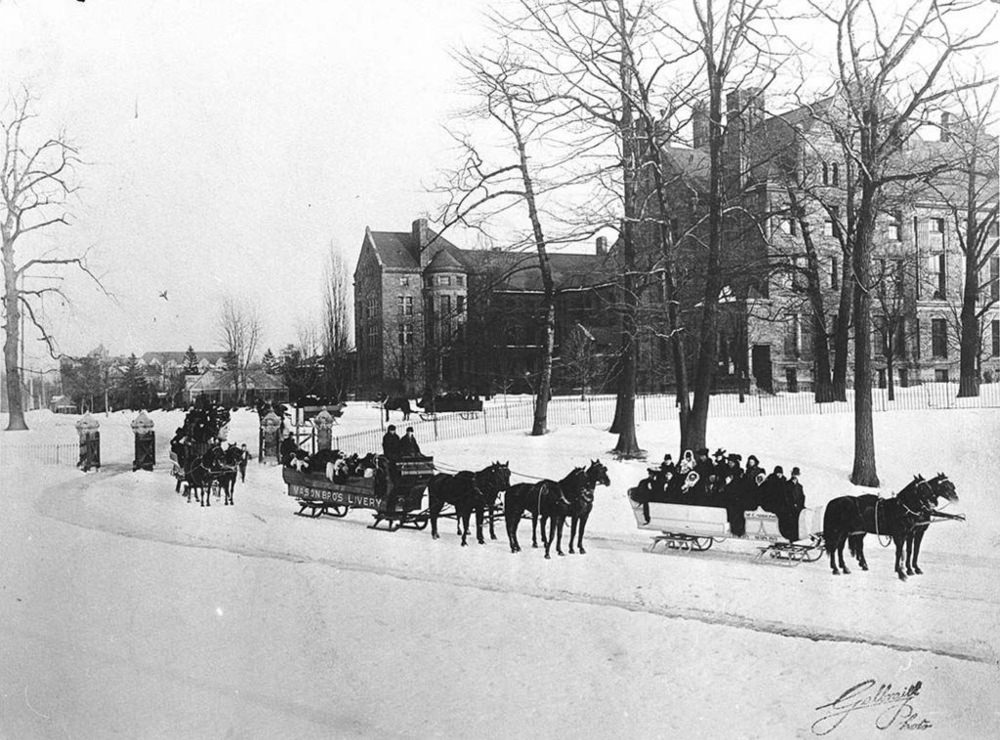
[2,406,999,737]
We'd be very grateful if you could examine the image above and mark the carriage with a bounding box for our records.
[284,456,436,531]
[418,394,484,421]
[628,487,825,563]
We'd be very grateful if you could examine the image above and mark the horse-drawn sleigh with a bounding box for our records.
[284,456,436,531]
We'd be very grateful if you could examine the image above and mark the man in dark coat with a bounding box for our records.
[382,425,401,462]
[398,427,423,458]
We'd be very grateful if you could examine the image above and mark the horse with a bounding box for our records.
[383,396,412,422]
[428,461,510,546]
[567,460,611,555]
[218,444,246,505]
[858,473,962,576]
[504,465,590,558]
[184,446,237,507]
[823,476,936,580]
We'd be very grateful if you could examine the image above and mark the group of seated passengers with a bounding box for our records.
[637,447,803,506]
[280,435,382,481]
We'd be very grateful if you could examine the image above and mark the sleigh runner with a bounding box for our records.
[628,492,825,563]
[283,456,435,531]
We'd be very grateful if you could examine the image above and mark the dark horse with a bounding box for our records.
[567,460,611,555]
[823,476,942,580]
[505,463,605,558]
[382,396,412,422]
[428,461,510,546]
[850,473,963,577]
[184,446,239,507]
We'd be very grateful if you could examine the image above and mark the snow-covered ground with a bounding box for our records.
[1,405,998,738]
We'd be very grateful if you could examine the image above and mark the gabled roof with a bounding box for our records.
[365,227,468,272]
[142,351,228,364]
[186,369,287,393]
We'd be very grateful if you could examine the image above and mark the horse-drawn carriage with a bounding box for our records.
[284,456,436,531]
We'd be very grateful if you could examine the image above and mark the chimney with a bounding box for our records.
[596,236,608,256]
[692,101,708,149]
[412,218,430,249]
[725,88,765,187]
[940,111,952,142]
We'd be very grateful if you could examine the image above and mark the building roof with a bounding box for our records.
[366,227,468,272]
[186,369,287,393]
[464,249,614,292]
[142,351,228,365]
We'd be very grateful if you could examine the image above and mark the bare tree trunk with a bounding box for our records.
[958,157,982,398]
[2,252,26,430]
[851,191,879,487]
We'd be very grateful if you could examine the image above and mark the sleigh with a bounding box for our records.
[284,456,435,531]
[417,396,484,421]
[628,490,825,564]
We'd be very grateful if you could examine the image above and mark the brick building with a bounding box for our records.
[656,90,1000,393]
[353,220,615,397]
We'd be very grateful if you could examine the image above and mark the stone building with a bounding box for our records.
[656,90,1000,394]
[353,220,615,398]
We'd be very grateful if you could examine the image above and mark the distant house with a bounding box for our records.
[49,395,77,414]
[184,368,287,406]
[142,351,229,376]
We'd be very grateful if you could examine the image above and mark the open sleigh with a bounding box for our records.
[628,472,825,564]
[284,456,435,531]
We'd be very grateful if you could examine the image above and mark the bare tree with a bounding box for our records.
[320,240,353,399]
[926,90,999,396]
[811,0,995,486]
[2,89,104,431]
[437,45,571,435]
[217,295,262,404]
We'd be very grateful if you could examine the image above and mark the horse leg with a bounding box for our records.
[531,513,540,548]
[827,536,839,575]
[488,503,497,540]
[894,536,907,581]
[543,517,556,559]
[475,506,485,545]
[911,528,926,575]
[429,498,442,539]
[555,515,565,556]
[460,509,471,547]
[837,539,849,574]
[577,512,590,555]
[505,507,521,553]
[904,534,914,576]
[568,515,578,554]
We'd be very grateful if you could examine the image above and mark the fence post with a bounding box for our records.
[588,398,592,424]
[433,413,439,440]
[483,407,488,434]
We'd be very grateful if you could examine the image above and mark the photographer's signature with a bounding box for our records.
[811,679,933,735]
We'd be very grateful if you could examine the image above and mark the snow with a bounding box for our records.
[1,404,999,738]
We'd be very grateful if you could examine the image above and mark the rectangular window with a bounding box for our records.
[989,255,999,302]
[438,275,452,286]
[441,294,451,315]
[367,324,377,342]
[930,217,945,234]
[889,211,902,241]
[832,162,839,186]
[928,254,946,299]
[783,313,801,358]
[913,318,921,359]
[397,295,413,316]
[831,256,839,290]
[894,318,906,356]
[779,218,794,235]
[934,368,949,383]
[931,318,948,358]
[992,320,1000,358]
[456,275,464,286]
[792,256,807,290]
[399,276,410,287]
[895,259,905,297]
[456,295,465,314]
[823,219,834,237]
[822,162,829,186]
[398,324,413,346]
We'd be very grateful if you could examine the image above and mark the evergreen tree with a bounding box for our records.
[183,346,200,374]
[261,348,280,374]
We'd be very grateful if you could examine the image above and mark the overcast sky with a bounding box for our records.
[2,0,995,367]
[2,0,491,364]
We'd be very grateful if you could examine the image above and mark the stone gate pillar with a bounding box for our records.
[131,410,155,471]
[75,413,101,472]
[313,408,334,452]
[259,411,281,464]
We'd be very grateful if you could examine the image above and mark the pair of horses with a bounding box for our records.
[427,461,511,546]
[504,460,611,558]
[181,444,244,507]
[822,473,963,580]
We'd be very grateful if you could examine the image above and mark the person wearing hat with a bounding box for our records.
[745,455,763,484]
[399,426,423,458]
[694,447,714,481]
[382,424,401,462]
